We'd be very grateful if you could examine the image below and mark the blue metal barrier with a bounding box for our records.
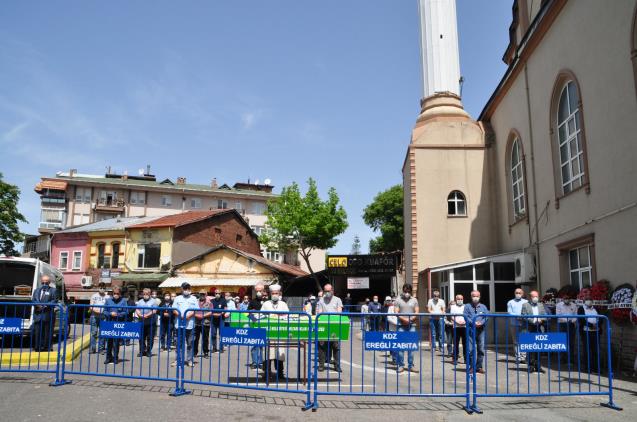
[59,304,185,395]
[311,312,473,413]
[178,308,313,409]
[0,302,66,386]
[466,313,622,413]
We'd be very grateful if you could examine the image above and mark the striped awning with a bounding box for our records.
[158,277,272,289]
[35,180,68,192]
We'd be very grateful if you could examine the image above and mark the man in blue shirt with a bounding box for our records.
[171,282,199,367]
[507,288,528,363]
[135,288,157,357]
[103,287,129,365]
[464,290,488,374]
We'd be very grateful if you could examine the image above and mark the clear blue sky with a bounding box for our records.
[0,0,511,254]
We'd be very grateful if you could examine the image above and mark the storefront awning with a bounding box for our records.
[35,180,68,192]
[113,273,169,283]
[158,277,272,289]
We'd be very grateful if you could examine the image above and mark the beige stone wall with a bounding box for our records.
[488,0,637,291]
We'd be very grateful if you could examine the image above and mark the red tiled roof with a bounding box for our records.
[128,210,233,229]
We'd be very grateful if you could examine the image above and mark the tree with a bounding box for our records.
[260,178,348,290]
[351,235,362,255]
[0,173,28,256]
[363,184,404,253]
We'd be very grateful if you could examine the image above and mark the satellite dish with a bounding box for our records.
[255,179,260,185]
[138,169,145,175]
[264,178,271,185]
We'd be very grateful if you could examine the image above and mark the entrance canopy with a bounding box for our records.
[159,277,272,289]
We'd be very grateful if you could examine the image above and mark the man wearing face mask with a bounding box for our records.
[32,275,58,352]
[316,284,343,373]
[239,295,250,311]
[171,282,199,367]
[394,284,420,373]
[556,295,578,364]
[159,292,173,351]
[507,288,528,363]
[361,298,370,331]
[248,283,266,369]
[104,287,128,365]
[89,282,109,354]
[368,295,382,331]
[427,289,446,352]
[210,289,227,354]
[449,295,466,364]
[521,291,547,373]
[135,288,158,357]
[260,284,289,381]
[577,297,602,374]
[464,290,488,374]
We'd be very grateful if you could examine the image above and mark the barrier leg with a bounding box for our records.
[50,306,71,387]
[600,320,622,411]
[302,318,313,411]
[170,321,191,397]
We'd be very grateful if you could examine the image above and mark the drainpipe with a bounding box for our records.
[524,64,542,293]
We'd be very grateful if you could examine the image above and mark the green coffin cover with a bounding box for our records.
[228,313,350,341]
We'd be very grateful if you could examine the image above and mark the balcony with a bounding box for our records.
[38,221,64,231]
[94,198,126,213]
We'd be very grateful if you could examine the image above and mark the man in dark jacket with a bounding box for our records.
[104,287,129,364]
[210,289,227,353]
[248,283,266,369]
[521,290,547,373]
[31,275,58,352]
[159,292,173,351]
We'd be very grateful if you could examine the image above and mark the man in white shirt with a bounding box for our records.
[316,283,343,373]
[577,299,602,373]
[427,289,446,352]
[448,294,466,364]
[260,284,289,381]
[507,288,528,362]
[556,296,578,364]
[89,283,109,354]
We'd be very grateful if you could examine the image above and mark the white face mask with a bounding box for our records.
[472,297,480,304]
[404,293,411,299]
[585,300,593,307]
[515,294,522,300]
[456,299,463,305]
[183,290,191,297]
[531,297,539,304]
[271,295,280,303]
[324,292,332,299]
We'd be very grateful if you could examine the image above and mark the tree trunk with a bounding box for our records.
[299,248,322,292]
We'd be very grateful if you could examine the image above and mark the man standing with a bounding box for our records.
[31,275,58,352]
[577,298,602,374]
[248,282,266,369]
[449,294,466,364]
[210,289,227,353]
[104,287,128,365]
[171,282,199,367]
[193,293,212,358]
[521,290,546,373]
[394,284,419,373]
[427,289,446,352]
[89,282,109,354]
[135,288,157,357]
[343,293,353,311]
[360,298,370,331]
[159,292,173,351]
[556,295,578,364]
[239,295,250,311]
[260,284,289,381]
[507,288,528,363]
[316,283,343,373]
[464,290,488,374]
[368,295,382,331]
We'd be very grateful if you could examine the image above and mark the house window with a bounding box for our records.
[248,259,255,271]
[99,190,119,206]
[40,208,65,230]
[251,202,266,215]
[111,242,120,268]
[72,251,82,271]
[510,138,526,218]
[557,80,585,194]
[161,195,172,207]
[75,187,91,203]
[97,243,107,268]
[447,191,466,216]
[59,251,69,270]
[251,225,264,235]
[217,199,228,209]
[130,191,146,205]
[569,245,593,290]
[137,243,161,268]
[73,213,90,225]
[236,234,243,242]
[235,201,243,211]
[190,197,202,209]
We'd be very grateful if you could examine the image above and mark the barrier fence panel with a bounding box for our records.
[311,312,472,413]
[467,313,622,413]
[61,304,185,395]
[179,309,313,409]
[0,301,66,385]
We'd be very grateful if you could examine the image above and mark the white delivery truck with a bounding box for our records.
[0,256,66,335]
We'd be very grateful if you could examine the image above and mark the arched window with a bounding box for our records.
[111,242,120,269]
[447,191,466,216]
[510,138,526,218]
[556,80,585,194]
[97,243,106,268]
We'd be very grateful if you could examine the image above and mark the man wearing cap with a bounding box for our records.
[171,282,199,367]
[316,283,343,373]
[260,284,289,381]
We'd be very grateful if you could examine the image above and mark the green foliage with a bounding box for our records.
[0,173,28,256]
[260,178,348,279]
[363,184,404,253]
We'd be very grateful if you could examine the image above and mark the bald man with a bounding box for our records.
[32,275,58,352]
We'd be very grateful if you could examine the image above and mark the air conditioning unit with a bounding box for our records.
[514,253,536,284]
[81,276,93,288]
